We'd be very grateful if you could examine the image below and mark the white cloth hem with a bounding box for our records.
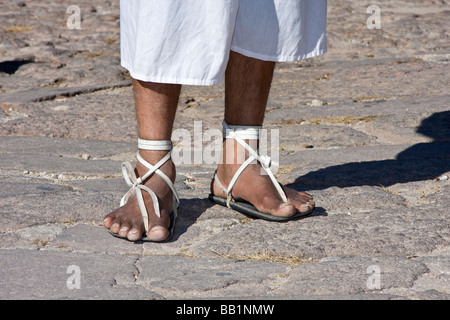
[230,45,327,63]
[123,64,224,86]
[123,47,327,85]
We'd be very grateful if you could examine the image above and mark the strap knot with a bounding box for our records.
[259,155,271,168]
[132,177,142,189]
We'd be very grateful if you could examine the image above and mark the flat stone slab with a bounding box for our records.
[0,248,155,299]
[2,245,447,299]
[0,81,131,103]
[1,0,449,301]
[187,206,450,261]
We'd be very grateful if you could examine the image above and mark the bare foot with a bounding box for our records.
[212,140,315,218]
[103,150,175,241]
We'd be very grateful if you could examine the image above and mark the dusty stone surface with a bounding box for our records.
[0,0,449,301]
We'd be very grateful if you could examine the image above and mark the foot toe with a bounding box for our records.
[146,225,170,242]
[118,224,130,238]
[102,215,114,228]
[127,228,142,241]
[275,202,296,217]
[109,221,121,234]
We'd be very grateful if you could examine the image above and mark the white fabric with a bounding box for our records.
[120,0,327,85]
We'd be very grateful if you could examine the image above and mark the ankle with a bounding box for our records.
[221,138,258,166]
[139,149,171,163]
[136,150,176,181]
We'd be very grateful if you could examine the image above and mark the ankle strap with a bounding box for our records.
[135,138,173,183]
[138,138,172,151]
[222,120,261,140]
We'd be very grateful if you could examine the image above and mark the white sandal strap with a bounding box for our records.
[120,139,179,233]
[223,121,261,140]
[221,120,287,205]
[138,139,172,151]
[213,171,228,195]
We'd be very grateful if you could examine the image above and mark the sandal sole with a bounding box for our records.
[208,194,312,222]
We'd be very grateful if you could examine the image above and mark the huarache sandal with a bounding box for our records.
[209,121,314,221]
[109,138,179,242]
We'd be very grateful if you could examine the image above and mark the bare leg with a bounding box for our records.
[213,51,315,217]
[103,79,181,241]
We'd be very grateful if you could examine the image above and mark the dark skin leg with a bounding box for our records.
[212,51,315,217]
[103,79,180,241]
[103,52,314,242]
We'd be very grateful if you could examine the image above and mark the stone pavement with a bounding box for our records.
[0,0,449,300]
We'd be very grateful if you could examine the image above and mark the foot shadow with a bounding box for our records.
[289,111,450,191]
[169,196,215,241]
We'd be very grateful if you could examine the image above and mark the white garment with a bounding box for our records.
[120,0,327,86]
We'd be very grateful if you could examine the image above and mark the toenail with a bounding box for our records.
[111,223,120,229]
[300,204,310,211]
[120,226,129,232]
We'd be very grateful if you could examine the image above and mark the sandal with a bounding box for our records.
[209,121,313,221]
[109,138,179,242]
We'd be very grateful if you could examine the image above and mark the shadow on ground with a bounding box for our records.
[0,59,34,75]
[292,111,450,190]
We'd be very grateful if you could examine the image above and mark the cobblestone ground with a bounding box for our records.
[0,0,449,300]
